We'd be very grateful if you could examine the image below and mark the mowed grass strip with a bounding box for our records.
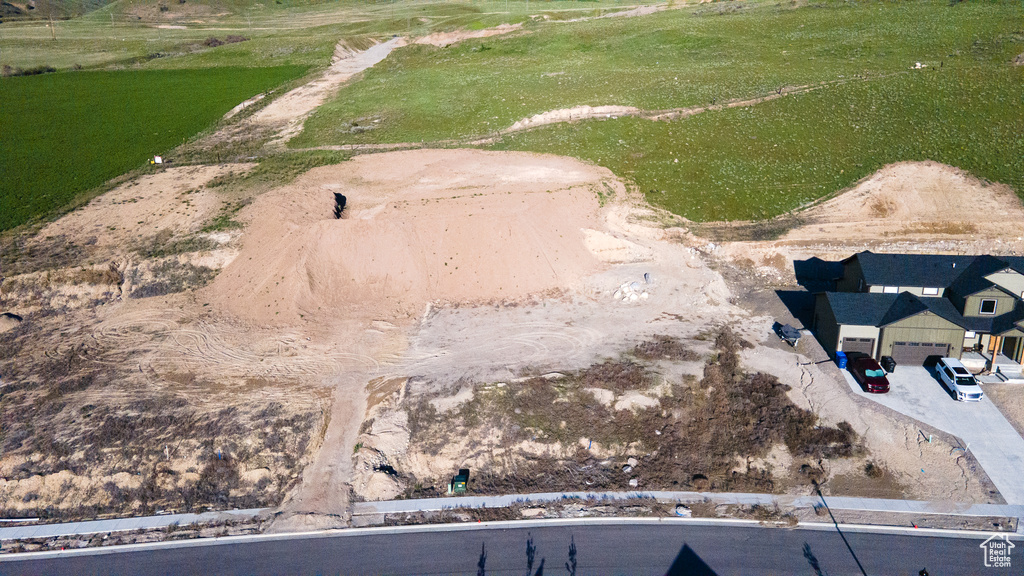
[293,0,1024,148]
[494,65,1024,222]
[0,66,305,231]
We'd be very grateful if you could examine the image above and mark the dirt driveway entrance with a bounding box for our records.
[841,366,1024,504]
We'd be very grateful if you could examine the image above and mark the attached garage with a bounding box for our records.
[890,341,951,365]
[840,337,875,357]
[814,291,966,363]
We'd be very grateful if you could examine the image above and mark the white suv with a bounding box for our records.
[936,358,984,402]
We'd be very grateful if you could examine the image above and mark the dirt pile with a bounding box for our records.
[783,161,1024,243]
[506,105,640,133]
[207,149,620,325]
[415,23,522,48]
[711,161,1024,268]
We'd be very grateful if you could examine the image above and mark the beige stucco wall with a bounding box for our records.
[838,325,880,357]
[963,331,980,350]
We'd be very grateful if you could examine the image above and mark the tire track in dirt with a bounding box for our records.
[88,309,379,380]
[400,318,605,385]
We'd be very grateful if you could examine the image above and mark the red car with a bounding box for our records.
[849,356,890,393]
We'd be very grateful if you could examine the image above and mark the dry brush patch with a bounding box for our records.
[0,324,325,522]
[358,327,865,499]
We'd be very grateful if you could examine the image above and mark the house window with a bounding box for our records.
[883,286,899,294]
[923,287,939,296]
[979,299,997,315]
[965,331,976,339]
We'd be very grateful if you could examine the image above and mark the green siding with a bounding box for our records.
[836,258,864,292]
[963,286,1017,318]
[879,311,965,359]
[814,294,840,358]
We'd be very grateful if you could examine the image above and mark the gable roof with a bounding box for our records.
[844,251,975,288]
[1002,256,1024,275]
[824,292,899,326]
[991,301,1024,336]
[948,256,1007,298]
[845,251,1024,291]
[824,291,969,329]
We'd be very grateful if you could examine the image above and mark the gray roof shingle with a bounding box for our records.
[824,291,974,330]
[847,251,976,288]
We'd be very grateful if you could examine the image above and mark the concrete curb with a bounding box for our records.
[0,509,269,542]
[2,516,1020,562]
[352,490,1024,519]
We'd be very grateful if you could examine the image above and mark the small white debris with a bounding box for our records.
[627,457,638,467]
[628,478,639,487]
[622,465,633,473]
[675,505,692,517]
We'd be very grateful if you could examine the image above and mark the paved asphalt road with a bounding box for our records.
[3,522,1020,576]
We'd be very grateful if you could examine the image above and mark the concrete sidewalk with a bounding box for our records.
[0,509,268,542]
[4,490,1023,544]
[353,490,1024,532]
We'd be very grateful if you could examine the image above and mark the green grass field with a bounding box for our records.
[0,66,305,230]
[0,0,619,71]
[2,0,1022,227]
[292,0,1024,221]
[495,66,1024,222]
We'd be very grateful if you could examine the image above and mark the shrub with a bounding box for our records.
[633,335,700,361]
[865,461,885,479]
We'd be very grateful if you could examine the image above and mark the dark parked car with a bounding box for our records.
[849,357,890,393]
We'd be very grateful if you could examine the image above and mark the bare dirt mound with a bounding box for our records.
[207,149,619,326]
[783,161,1024,244]
[34,163,254,251]
[562,4,666,22]
[415,23,522,48]
[506,105,640,133]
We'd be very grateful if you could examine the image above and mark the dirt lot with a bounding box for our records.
[2,152,1019,529]
[986,385,1024,438]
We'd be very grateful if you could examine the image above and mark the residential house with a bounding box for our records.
[813,251,1024,369]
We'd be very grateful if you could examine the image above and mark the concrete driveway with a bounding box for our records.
[841,365,1024,505]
